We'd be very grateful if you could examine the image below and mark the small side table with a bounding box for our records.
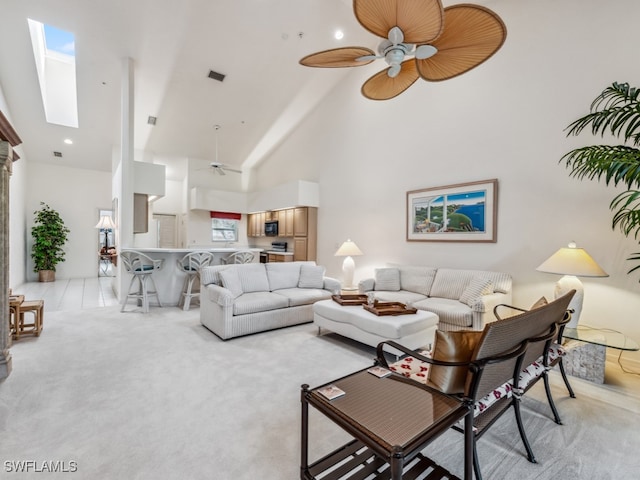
[301,368,472,480]
[562,326,639,384]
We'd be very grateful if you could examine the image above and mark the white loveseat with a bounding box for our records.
[358,266,512,331]
[200,261,340,340]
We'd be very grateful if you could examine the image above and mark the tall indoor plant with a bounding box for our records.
[31,202,70,282]
[561,82,640,276]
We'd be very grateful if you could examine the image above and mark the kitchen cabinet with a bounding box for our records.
[285,208,294,236]
[293,207,317,261]
[278,208,294,237]
[268,253,293,263]
[293,207,308,237]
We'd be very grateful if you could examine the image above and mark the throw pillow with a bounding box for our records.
[530,296,548,310]
[428,330,483,394]
[236,264,270,293]
[298,264,325,288]
[218,268,243,298]
[459,276,493,307]
[374,268,401,291]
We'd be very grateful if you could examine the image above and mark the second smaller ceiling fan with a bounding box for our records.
[207,125,242,175]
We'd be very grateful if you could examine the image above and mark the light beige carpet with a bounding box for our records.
[0,306,638,479]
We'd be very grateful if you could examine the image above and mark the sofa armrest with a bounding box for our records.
[323,276,341,294]
[470,291,512,330]
[203,284,235,307]
[358,278,374,293]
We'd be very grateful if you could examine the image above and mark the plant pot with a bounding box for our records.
[38,270,55,282]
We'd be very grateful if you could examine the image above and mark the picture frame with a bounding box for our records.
[407,179,498,243]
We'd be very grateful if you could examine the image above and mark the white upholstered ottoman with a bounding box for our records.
[313,299,439,354]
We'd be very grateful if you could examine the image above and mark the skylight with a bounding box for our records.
[28,19,79,128]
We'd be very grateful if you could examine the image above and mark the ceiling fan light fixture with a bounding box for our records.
[388,26,404,45]
[300,0,506,100]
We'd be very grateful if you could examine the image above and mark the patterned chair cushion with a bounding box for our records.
[389,344,566,417]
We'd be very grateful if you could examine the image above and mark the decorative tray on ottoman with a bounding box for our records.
[331,294,368,306]
[364,301,418,316]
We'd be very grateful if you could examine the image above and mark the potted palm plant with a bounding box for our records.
[561,82,640,277]
[31,202,70,282]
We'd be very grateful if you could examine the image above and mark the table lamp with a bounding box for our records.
[536,241,608,328]
[95,215,115,249]
[334,239,363,290]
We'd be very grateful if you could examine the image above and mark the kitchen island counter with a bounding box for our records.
[120,247,262,307]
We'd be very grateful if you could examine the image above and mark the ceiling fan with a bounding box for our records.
[299,0,507,100]
[207,125,241,175]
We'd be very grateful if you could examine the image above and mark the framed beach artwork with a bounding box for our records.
[407,179,498,243]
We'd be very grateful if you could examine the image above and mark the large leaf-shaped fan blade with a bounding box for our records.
[361,60,419,101]
[354,0,444,44]
[299,47,376,68]
[416,5,506,82]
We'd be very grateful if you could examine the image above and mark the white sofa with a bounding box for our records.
[358,266,512,331]
[200,261,340,339]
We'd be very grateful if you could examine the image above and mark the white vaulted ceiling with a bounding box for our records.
[0,0,379,178]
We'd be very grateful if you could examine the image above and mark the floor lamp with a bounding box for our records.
[95,215,115,249]
[334,239,363,291]
[536,242,608,328]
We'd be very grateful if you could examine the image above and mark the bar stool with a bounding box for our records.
[120,251,164,313]
[177,251,215,311]
[220,250,255,264]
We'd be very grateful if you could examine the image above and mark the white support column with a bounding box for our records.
[115,57,135,302]
[0,141,14,381]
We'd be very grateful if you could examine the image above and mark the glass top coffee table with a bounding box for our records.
[563,326,639,351]
[300,367,472,480]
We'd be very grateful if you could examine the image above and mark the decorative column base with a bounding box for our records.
[562,340,606,384]
[0,348,12,382]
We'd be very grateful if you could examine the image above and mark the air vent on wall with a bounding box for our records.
[208,70,226,82]
[53,151,62,157]
[147,116,157,125]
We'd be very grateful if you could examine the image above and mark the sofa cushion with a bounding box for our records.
[266,263,302,291]
[429,330,483,394]
[429,269,478,300]
[232,292,289,315]
[459,276,493,307]
[374,268,401,291]
[413,297,474,328]
[219,268,243,298]
[370,290,427,305]
[398,266,437,295]
[236,264,270,293]
[274,288,331,306]
[298,264,325,288]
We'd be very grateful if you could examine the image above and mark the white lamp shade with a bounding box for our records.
[536,242,607,328]
[536,243,608,278]
[334,239,363,257]
[95,215,115,230]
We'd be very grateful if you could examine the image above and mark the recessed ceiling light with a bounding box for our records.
[63,138,73,145]
[334,30,344,40]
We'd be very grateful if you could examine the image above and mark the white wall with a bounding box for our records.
[0,83,27,288]
[25,162,112,280]
[252,0,640,363]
